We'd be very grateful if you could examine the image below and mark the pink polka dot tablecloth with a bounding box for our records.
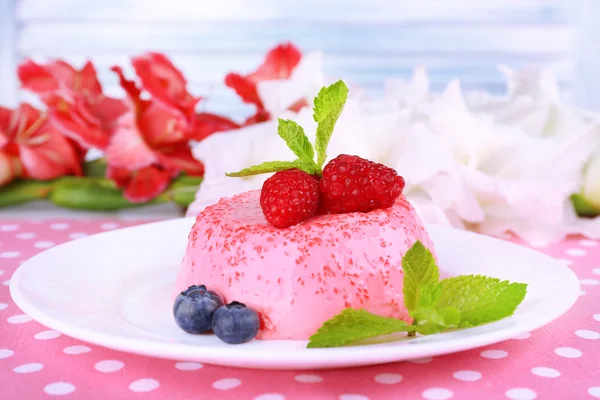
[1,219,600,400]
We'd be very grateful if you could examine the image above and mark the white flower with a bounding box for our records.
[188,56,600,243]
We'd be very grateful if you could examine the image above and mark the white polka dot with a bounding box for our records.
[505,388,537,400]
[7,314,32,324]
[95,360,124,373]
[580,290,587,296]
[480,349,508,359]
[129,378,160,392]
[34,330,61,340]
[593,268,600,275]
[1,224,19,231]
[44,382,76,396]
[0,349,14,359]
[175,361,203,371]
[339,395,369,400]
[594,314,600,322]
[2,279,10,286]
[0,251,20,258]
[254,394,285,400]
[14,363,43,373]
[531,367,560,378]
[0,270,3,277]
[567,248,586,257]
[409,356,433,364]
[34,241,55,249]
[50,223,69,230]
[512,332,531,340]
[575,329,600,339]
[0,303,7,310]
[554,347,582,358]
[374,373,403,384]
[529,240,548,248]
[294,374,323,383]
[556,258,573,265]
[422,388,453,400]
[101,223,119,230]
[589,387,600,398]
[579,239,598,247]
[213,378,242,390]
[68,232,87,240]
[453,370,482,382]
[581,279,600,285]
[63,345,91,354]
[16,232,36,240]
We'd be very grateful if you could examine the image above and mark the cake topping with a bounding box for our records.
[260,169,320,228]
[212,301,261,344]
[320,154,406,214]
[307,241,528,348]
[226,79,406,227]
[173,284,224,334]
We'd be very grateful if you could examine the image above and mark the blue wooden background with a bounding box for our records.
[0,0,589,119]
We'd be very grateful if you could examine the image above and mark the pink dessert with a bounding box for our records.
[176,189,436,340]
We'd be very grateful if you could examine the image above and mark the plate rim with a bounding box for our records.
[9,218,581,370]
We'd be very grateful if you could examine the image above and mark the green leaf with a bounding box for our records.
[435,275,527,327]
[226,159,318,177]
[313,80,349,168]
[0,179,54,207]
[277,118,315,164]
[159,176,204,207]
[402,241,440,313]
[571,193,599,218]
[412,307,461,335]
[307,308,414,348]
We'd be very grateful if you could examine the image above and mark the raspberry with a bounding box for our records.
[319,154,405,214]
[260,169,320,228]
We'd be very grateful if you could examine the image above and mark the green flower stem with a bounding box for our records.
[571,193,600,218]
[49,175,203,211]
[0,180,55,207]
[50,177,161,211]
[83,158,107,178]
[157,176,203,207]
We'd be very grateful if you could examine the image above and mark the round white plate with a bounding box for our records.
[10,218,579,370]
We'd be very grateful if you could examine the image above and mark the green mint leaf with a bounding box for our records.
[313,80,349,168]
[435,275,527,327]
[413,306,460,335]
[277,118,315,165]
[307,308,413,348]
[226,160,317,177]
[402,241,440,313]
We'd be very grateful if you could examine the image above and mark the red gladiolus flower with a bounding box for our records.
[18,59,127,149]
[225,43,304,119]
[131,52,200,124]
[105,67,205,203]
[0,104,82,182]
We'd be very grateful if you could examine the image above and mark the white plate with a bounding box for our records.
[10,218,579,370]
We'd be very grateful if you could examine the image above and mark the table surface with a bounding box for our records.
[0,219,599,400]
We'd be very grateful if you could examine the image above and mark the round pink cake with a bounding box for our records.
[176,190,436,340]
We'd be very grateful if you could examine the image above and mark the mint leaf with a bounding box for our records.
[402,241,440,313]
[277,118,315,165]
[226,159,318,177]
[435,275,527,327]
[313,80,349,168]
[307,308,413,348]
[413,306,460,335]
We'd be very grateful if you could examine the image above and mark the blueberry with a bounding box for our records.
[211,301,260,344]
[173,285,224,334]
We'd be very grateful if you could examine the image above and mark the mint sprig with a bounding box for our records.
[226,80,349,178]
[307,240,528,348]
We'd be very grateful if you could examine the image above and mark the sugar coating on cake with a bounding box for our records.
[176,190,436,340]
